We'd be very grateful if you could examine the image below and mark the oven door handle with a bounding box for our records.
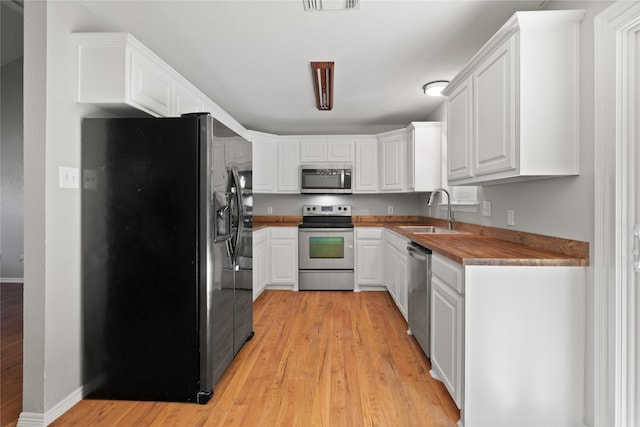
[298,228,354,233]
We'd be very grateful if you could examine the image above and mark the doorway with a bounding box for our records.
[594,2,640,425]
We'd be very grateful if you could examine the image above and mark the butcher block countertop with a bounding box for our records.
[254,215,589,267]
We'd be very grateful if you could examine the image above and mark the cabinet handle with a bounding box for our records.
[634,224,640,273]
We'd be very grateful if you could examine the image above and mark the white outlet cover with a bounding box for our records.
[482,201,492,217]
[507,209,515,226]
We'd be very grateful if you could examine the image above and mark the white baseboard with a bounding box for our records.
[1,277,24,283]
[17,386,83,427]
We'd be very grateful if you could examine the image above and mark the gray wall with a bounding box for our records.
[23,0,115,418]
[1,58,24,280]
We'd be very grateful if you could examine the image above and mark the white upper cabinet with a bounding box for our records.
[174,81,207,116]
[378,123,441,192]
[354,137,379,193]
[299,138,355,163]
[408,122,442,191]
[447,78,474,181]
[277,140,300,193]
[72,32,248,138]
[378,129,407,192]
[443,10,585,185]
[473,37,516,177]
[249,132,278,193]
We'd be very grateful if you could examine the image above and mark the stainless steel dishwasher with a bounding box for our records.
[407,242,432,358]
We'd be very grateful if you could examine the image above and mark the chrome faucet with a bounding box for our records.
[428,188,454,230]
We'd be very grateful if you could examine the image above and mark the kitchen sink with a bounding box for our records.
[399,225,469,234]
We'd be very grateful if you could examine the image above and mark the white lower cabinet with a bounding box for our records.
[355,228,384,290]
[430,253,464,409]
[253,227,298,294]
[428,252,587,427]
[252,228,270,301]
[383,230,409,320]
[269,227,298,289]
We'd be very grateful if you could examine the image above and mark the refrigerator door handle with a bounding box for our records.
[214,191,233,243]
[229,167,245,264]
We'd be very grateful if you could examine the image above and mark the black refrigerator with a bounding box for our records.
[81,112,253,404]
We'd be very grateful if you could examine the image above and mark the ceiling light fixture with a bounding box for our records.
[423,80,449,97]
[303,0,360,11]
[311,62,334,111]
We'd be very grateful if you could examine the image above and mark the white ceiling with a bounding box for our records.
[82,1,547,135]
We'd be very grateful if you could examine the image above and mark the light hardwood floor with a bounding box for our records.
[1,283,23,427]
[42,290,459,426]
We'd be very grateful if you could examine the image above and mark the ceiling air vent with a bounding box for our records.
[303,0,360,11]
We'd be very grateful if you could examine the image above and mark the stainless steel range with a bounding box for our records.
[298,205,354,291]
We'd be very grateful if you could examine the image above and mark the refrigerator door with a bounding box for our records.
[213,120,254,357]
[228,166,253,355]
[82,116,203,402]
[204,116,236,388]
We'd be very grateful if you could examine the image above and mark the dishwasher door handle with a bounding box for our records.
[407,246,428,262]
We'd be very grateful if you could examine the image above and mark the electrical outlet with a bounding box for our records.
[387,206,394,214]
[507,209,515,226]
[59,166,79,189]
[267,206,273,214]
[83,169,97,190]
[482,201,492,217]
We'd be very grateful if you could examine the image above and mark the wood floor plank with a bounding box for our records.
[48,290,459,426]
[1,283,23,427]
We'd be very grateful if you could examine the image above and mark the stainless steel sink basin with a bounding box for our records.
[399,225,469,234]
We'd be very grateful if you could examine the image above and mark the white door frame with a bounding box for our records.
[594,2,640,425]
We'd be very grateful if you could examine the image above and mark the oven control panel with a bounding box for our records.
[302,205,351,216]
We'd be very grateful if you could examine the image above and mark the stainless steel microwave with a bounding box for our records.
[300,164,352,194]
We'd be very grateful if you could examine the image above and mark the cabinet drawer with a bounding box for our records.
[432,254,464,294]
[269,227,297,239]
[356,227,383,239]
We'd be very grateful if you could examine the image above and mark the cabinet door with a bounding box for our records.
[447,77,473,182]
[327,140,354,163]
[129,49,174,117]
[431,274,463,408]
[174,83,205,116]
[253,137,277,193]
[473,37,516,177]
[355,239,383,287]
[383,241,398,302]
[277,141,300,193]
[412,122,442,192]
[299,141,326,163]
[355,139,378,193]
[270,238,296,284]
[380,133,406,191]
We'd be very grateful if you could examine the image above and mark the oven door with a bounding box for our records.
[298,228,354,270]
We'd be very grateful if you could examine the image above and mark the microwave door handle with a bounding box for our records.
[340,169,345,189]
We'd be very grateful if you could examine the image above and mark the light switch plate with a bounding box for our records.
[59,166,79,189]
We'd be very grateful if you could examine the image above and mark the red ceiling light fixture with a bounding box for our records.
[311,61,334,111]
